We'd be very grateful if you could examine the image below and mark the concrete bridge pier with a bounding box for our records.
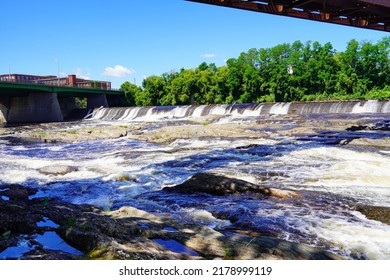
[58,97,78,119]
[87,94,108,109]
[7,92,64,123]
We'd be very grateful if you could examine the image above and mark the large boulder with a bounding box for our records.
[164,173,302,199]
[354,205,390,225]
[38,165,78,175]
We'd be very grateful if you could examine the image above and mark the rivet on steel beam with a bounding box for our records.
[359,19,368,27]
[321,12,330,20]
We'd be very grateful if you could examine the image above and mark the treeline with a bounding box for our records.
[120,37,390,106]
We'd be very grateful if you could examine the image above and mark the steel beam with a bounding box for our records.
[186,0,390,32]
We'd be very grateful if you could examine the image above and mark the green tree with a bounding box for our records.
[141,76,166,106]
[120,81,142,106]
[120,36,390,105]
[225,58,244,103]
[160,70,179,105]
[211,66,230,104]
[336,39,366,99]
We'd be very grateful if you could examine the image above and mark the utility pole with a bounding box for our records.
[57,60,60,86]
[55,59,60,86]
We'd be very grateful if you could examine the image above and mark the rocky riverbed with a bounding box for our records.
[1,113,389,147]
[1,113,390,259]
[0,180,346,260]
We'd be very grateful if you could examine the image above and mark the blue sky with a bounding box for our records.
[0,0,388,88]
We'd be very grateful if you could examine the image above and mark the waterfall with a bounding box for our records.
[381,101,390,113]
[269,103,291,115]
[230,103,263,116]
[192,105,207,117]
[352,100,381,113]
[88,100,390,121]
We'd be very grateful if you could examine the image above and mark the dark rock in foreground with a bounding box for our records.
[355,205,390,225]
[164,172,302,199]
[0,184,342,260]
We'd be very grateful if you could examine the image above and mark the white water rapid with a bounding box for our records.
[1,102,390,260]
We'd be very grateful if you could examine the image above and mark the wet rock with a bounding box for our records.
[354,205,390,225]
[20,248,80,260]
[348,138,390,149]
[164,173,302,199]
[175,228,343,260]
[38,165,78,175]
[346,125,370,131]
[0,186,341,260]
[0,186,40,244]
[211,205,252,223]
[0,184,37,202]
[0,198,42,238]
[269,188,303,198]
[5,188,29,201]
[373,120,390,131]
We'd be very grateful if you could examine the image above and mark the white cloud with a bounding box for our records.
[103,65,135,78]
[201,54,216,59]
[72,67,91,80]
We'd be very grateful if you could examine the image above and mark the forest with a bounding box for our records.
[120,37,390,106]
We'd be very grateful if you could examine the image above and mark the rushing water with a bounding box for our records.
[1,104,390,260]
[88,100,390,121]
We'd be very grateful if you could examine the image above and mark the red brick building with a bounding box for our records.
[0,73,111,90]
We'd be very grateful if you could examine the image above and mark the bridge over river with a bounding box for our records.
[0,81,125,124]
[188,0,390,32]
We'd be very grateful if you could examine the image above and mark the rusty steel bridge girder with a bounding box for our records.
[187,0,390,32]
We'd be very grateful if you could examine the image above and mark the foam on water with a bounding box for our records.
[258,204,390,259]
[314,217,390,259]
[169,137,278,151]
[273,147,390,206]
[0,154,127,185]
[181,208,231,228]
[169,138,233,150]
[0,139,10,145]
[1,115,390,259]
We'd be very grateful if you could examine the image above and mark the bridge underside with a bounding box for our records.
[187,0,390,32]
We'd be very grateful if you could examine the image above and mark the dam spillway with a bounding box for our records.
[88,100,390,121]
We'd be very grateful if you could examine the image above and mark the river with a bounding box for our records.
[1,101,390,259]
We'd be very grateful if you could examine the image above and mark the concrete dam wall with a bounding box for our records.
[89,100,390,121]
